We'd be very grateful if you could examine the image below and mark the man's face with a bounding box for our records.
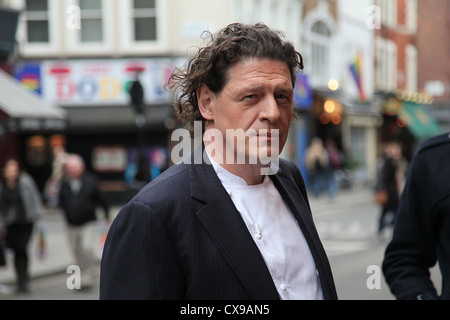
[65,159,84,179]
[201,58,294,165]
[3,160,19,182]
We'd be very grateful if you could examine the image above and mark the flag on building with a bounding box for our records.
[349,53,366,102]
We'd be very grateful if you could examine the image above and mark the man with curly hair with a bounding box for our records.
[100,23,337,300]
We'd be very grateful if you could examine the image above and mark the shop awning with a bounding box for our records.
[0,68,66,131]
[399,102,443,140]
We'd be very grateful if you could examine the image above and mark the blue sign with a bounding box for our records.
[14,62,42,95]
[294,73,312,109]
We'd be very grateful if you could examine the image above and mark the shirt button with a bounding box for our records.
[254,224,262,239]
[280,284,288,292]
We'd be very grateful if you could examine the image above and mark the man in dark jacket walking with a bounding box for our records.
[59,154,109,289]
[383,133,450,300]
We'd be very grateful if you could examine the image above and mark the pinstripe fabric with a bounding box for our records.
[100,153,337,300]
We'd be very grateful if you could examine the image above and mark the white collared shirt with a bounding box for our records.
[207,153,324,300]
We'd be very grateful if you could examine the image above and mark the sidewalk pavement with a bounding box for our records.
[0,186,373,290]
[0,206,122,290]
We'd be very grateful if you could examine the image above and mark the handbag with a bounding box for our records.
[374,189,388,206]
[37,225,47,260]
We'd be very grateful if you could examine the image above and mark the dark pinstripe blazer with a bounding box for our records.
[99,153,338,300]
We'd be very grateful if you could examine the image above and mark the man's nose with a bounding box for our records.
[260,96,280,123]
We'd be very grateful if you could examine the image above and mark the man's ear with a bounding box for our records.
[197,85,215,121]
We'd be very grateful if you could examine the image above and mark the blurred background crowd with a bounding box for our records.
[0,0,448,203]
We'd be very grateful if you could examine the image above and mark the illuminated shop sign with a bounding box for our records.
[15,58,186,107]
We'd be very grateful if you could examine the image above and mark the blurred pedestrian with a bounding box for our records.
[128,153,152,198]
[374,141,406,237]
[383,133,450,300]
[100,23,337,300]
[0,158,44,294]
[58,154,109,289]
[305,137,329,197]
[44,144,68,207]
[325,139,343,200]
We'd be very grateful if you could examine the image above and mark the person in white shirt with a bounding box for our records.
[100,22,337,300]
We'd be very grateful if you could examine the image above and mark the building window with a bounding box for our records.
[24,0,49,43]
[234,0,301,45]
[65,0,113,54]
[376,38,397,92]
[118,0,166,54]
[310,21,331,85]
[405,45,418,92]
[79,0,103,42]
[378,0,397,28]
[405,0,417,32]
[132,0,157,41]
[18,0,61,57]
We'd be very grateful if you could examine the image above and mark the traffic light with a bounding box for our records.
[129,79,144,114]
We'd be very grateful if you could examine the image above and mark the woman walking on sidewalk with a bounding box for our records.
[0,158,44,294]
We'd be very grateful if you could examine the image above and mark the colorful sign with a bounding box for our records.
[15,58,186,106]
[14,62,42,94]
[294,73,312,108]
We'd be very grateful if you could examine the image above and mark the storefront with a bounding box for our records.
[341,102,381,186]
[379,94,443,161]
[13,57,185,204]
[294,81,382,187]
[0,68,67,192]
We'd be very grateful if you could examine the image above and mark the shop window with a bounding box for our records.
[92,146,127,172]
[349,127,366,169]
[26,135,47,166]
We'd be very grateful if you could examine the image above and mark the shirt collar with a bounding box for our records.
[204,149,269,188]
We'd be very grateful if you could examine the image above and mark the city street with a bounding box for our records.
[0,187,442,300]
[314,198,395,300]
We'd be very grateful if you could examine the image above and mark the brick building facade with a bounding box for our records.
[417,0,450,131]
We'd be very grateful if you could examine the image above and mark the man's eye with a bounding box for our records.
[242,94,260,102]
[275,94,288,100]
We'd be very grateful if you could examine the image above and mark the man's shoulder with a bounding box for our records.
[150,162,189,185]
[416,133,450,157]
[132,162,190,201]
[119,162,195,225]
[277,157,300,177]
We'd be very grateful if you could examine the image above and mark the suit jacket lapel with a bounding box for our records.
[189,162,280,300]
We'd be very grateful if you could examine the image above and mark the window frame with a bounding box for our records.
[307,20,332,86]
[18,0,61,57]
[64,0,114,55]
[375,37,397,92]
[117,0,167,55]
[405,44,418,92]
